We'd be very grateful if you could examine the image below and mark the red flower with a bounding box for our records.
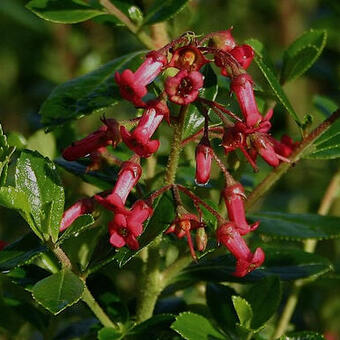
[216,222,265,277]
[120,100,169,158]
[195,137,212,185]
[95,159,142,213]
[108,200,153,250]
[115,51,167,107]
[62,119,120,161]
[166,212,204,260]
[230,74,263,128]
[165,70,204,105]
[272,134,298,158]
[223,183,259,235]
[60,198,95,232]
[168,46,209,71]
[0,240,7,250]
[208,28,236,52]
[221,45,254,76]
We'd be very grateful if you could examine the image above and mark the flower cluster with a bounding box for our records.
[60,29,298,277]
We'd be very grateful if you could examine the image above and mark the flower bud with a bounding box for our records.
[195,137,212,186]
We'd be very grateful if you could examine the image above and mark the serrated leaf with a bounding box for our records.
[175,246,332,283]
[279,331,326,340]
[246,39,301,125]
[250,212,340,240]
[39,51,145,129]
[0,124,15,185]
[183,64,218,139]
[245,276,281,330]
[32,269,85,315]
[0,233,46,272]
[232,296,253,329]
[206,283,238,335]
[58,214,95,244]
[171,312,226,340]
[281,29,327,83]
[26,0,105,24]
[143,0,190,26]
[15,150,64,242]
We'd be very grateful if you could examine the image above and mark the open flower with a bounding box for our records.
[223,183,259,235]
[168,45,209,71]
[62,119,120,161]
[120,100,169,158]
[195,136,212,185]
[60,198,95,232]
[221,44,254,76]
[108,200,153,250]
[165,70,204,105]
[115,51,167,107]
[95,159,142,213]
[216,222,265,277]
[230,74,263,128]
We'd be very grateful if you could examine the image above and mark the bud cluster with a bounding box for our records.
[60,29,298,277]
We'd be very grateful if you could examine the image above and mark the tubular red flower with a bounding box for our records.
[216,222,265,277]
[230,74,263,127]
[95,160,142,213]
[115,51,167,107]
[120,100,169,158]
[62,119,120,161]
[195,137,212,185]
[221,44,254,76]
[165,70,204,105]
[272,134,298,158]
[208,28,236,52]
[60,198,95,232]
[168,45,209,71]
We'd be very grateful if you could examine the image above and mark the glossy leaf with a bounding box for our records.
[32,269,85,315]
[15,150,64,242]
[0,124,15,185]
[281,29,327,83]
[171,312,226,340]
[58,215,95,244]
[206,283,238,334]
[0,233,46,272]
[175,246,332,283]
[250,212,340,240]
[246,39,301,125]
[279,331,325,340]
[245,276,281,330]
[40,51,145,129]
[183,64,218,139]
[26,0,105,24]
[143,0,190,25]
[232,296,253,329]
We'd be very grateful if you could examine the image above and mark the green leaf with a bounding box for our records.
[143,0,190,25]
[281,29,327,83]
[40,51,145,129]
[246,39,301,125]
[0,233,46,272]
[26,0,105,24]
[176,246,332,283]
[15,150,65,242]
[279,331,326,340]
[26,129,56,159]
[98,327,123,340]
[232,296,253,329]
[32,269,85,315]
[206,283,238,335]
[0,187,39,238]
[171,312,226,340]
[0,124,15,185]
[250,212,340,240]
[183,64,218,139]
[303,115,340,160]
[245,276,281,330]
[58,214,95,244]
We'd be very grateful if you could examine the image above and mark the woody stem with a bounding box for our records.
[135,104,189,323]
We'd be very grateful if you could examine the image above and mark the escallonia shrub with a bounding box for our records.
[61,29,298,277]
[1,3,339,338]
